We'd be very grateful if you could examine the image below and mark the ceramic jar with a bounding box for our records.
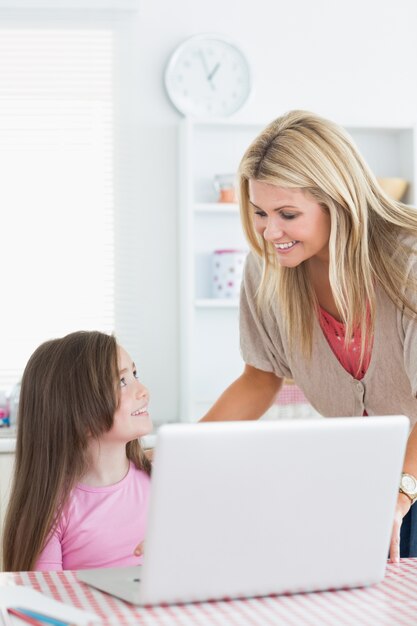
[212,249,247,299]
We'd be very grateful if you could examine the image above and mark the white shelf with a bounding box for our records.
[194,202,239,213]
[195,298,239,308]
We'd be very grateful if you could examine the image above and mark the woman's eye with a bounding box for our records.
[120,377,127,388]
[281,212,297,220]
[133,369,139,380]
[254,210,267,218]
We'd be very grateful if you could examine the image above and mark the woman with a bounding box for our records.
[201,110,417,562]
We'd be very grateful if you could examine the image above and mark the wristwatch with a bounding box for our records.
[399,473,417,504]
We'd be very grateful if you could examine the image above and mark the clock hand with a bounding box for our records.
[199,50,216,91]
[198,50,210,77]
[207,62,220,82]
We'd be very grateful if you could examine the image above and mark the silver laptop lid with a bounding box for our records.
[136,416,408,604]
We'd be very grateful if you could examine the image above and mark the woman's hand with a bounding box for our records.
[134,541,144,557]
[389,493,411,563]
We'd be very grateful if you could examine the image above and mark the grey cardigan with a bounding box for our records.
[240,250,417,428]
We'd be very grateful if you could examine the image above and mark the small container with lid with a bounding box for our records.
[213,174,237,203]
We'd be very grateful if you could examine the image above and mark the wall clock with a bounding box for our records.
[164,34,252,118]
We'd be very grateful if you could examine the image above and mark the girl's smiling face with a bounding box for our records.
[102,345,152,444]
[249,180,331,268]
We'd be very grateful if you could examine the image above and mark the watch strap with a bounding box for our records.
[399,487,417,504]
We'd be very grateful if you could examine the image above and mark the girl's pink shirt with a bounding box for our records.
[35,461,150,571]
[319,307,372,381]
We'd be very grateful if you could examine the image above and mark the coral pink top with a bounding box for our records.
[319,307,372,381]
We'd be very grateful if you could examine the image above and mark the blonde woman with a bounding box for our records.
[202,110,417,562]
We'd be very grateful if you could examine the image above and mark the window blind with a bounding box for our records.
[0,26,115,391]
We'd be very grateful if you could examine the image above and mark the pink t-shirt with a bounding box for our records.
[35,462,150,571]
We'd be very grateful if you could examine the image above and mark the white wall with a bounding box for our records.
[118,0,417,424]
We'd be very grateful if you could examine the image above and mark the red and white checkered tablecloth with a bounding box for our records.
[274,383,308,406]
[2,560,417,626]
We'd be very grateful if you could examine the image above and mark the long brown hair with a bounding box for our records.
[239,110,417,363]
[2,330,151,572]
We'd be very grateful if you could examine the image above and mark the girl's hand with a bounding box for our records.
[389,493,411,563]
[134,541,144,557]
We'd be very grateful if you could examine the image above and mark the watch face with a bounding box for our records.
[401,474,417,495]
[165,34,251,118]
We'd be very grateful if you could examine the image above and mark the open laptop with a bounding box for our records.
[78,416,408,605]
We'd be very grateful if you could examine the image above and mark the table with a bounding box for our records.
[2,560,417,626]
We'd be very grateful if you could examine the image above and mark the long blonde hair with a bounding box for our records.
[239,110,417,360]
[2,331,151,572]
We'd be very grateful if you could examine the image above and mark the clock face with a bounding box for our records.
[165,34,251,118]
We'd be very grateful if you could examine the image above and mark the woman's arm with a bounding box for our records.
[201,364,283,422]
[389,422,417,562]
[401,423,417,480]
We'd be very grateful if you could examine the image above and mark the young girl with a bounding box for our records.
[2,330,152,571]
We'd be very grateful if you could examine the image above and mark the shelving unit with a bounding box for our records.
[179,118,416,422]
[179,120,262,421]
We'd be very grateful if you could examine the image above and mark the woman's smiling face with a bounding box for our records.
[249,180,331,268]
